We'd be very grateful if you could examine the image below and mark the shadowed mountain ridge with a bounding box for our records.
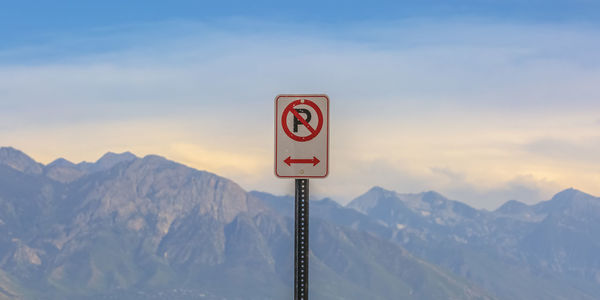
[0,147,493,300]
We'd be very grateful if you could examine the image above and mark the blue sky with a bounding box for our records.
[1,1,599,208]
[2,0,599,50]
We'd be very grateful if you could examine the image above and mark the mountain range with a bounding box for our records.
[0,146,598,299]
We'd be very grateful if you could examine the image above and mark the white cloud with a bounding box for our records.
[1,19,599,209]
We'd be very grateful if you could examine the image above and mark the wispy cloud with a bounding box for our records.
[430,167,466,182]
[1,19,599,208]
[523,137,600,163]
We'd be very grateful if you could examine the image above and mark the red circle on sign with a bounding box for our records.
[281,99,323,142]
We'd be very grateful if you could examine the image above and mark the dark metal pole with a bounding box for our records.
[294,179,309,300]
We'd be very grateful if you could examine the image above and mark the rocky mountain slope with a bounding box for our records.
[0,147,492,300]
[343,187,600,299]
[1,146,598,299]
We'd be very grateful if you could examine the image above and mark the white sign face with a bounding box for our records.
[275,94,329,178]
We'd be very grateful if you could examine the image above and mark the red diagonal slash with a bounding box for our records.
[284,156,320,166]
[290,108,316,134]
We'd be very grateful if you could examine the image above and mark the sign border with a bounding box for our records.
[275,94,329,178]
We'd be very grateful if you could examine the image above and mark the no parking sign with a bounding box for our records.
[275,94,329,178]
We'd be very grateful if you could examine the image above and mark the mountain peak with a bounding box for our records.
[0,146,43,174]
[44,157,85,183]
[141,154,168,163]
[553,187,587,198]
[495,199,529,214]
[97,151,137,164]
[549,188,596,204]
[79,151,138,172]
[368,185,391,193]
[534,188,598,213]
[364,186,397,198]
[48,157,76,167]
[347,186,402,216]
[421,190,447,201]
[422,190,444,196]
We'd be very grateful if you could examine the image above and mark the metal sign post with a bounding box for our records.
[275,94,329,300]
[294,179,309,300]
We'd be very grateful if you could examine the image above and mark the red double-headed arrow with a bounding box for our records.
[284,156,320,166]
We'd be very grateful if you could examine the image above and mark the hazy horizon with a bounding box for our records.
[2,145,596,211]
